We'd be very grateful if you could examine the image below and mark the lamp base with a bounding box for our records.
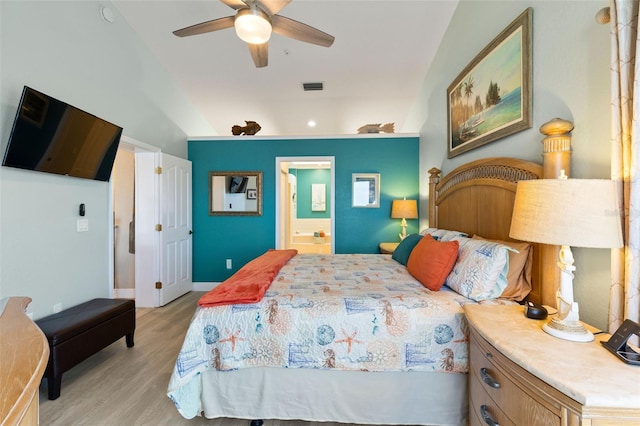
[542,317,594,342]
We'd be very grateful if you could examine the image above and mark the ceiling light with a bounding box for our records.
[307,120,316,127]
[235,8,272,44]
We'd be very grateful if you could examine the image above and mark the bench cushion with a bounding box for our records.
[37,298,135,346]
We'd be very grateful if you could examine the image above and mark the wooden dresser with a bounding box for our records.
[1,297,49,425]
[464,304,640,426]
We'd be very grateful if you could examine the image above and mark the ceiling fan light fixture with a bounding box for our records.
[235,8,272,44]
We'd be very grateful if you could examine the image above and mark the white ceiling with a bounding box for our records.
[111,0,458,137]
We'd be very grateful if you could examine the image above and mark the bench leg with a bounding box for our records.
[47,374,62,400]
[126,331,135,348]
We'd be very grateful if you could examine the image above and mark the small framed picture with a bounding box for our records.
[311,183,326,211]
[246,189,257,200]
[352,173,380,208]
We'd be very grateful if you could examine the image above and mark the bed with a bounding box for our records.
[168,156,558,425]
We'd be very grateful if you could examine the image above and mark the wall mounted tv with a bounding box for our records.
[2,86,123,181]
[228,176,248,193]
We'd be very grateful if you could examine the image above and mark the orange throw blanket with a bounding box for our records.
[198,249,298,307]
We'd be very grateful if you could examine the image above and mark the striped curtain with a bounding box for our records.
[608,0,640,337]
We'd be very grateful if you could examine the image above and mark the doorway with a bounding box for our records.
[110,136,160,301]
[275,157,335,254]
[111,148,136,299]
[109,136,193,307]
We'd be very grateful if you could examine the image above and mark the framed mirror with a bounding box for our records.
[209,171,262,216]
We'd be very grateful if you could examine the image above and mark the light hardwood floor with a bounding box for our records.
[37,291,352,426]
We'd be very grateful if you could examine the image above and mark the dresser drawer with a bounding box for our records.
[470,332,560,426]
[469,370,516,426]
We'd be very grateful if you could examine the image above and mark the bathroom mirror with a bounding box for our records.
[209,171,262,216]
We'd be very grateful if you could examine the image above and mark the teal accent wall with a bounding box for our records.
[189,135,419,282]
[291,168,331,219]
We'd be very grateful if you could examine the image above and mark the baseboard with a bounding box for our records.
[113,288,135,299]
[114,284,218,298]
[192,282,219,292]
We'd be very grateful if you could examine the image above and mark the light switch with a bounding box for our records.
[77,219,89,232]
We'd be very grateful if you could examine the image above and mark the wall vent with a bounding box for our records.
[303,82,324,91]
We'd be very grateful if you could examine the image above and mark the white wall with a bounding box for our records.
[0,1,213,319]
[406,0,612,329]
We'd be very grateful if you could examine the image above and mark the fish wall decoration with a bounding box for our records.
[232,121,262,136]
[357,123,395,134]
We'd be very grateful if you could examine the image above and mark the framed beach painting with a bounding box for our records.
[447,8,532,158]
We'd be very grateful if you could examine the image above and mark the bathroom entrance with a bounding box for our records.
[275,157,335,254]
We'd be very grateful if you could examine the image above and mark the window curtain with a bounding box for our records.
[608,0,640,336]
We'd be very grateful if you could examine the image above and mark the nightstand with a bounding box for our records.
[379,242,399,254]
[464,304,640,426]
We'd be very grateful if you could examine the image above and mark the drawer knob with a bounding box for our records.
[480,404,500,426]
[480,367,501,389]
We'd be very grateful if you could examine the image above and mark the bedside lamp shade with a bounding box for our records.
[391,199,418,240]
[510,179,622,249]
[510,175,623,342]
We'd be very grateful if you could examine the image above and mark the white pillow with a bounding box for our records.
[445,237,515,301]
[419,227,468,241]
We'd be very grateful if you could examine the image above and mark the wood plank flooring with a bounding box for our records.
[37,292,349,426]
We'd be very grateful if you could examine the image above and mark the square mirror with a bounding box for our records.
[209,171,262,216]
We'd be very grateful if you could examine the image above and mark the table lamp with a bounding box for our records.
[509,171,623,342]
[391,198,418,240]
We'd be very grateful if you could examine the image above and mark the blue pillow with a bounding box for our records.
[391,234,423,265]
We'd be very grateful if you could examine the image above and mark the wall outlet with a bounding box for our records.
[226,259,232,269]
[53,303,62,313]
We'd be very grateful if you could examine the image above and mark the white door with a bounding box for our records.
[158,153,192,306]
[134,151,192,307]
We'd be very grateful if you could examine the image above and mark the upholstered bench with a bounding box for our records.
[35,298,135,400]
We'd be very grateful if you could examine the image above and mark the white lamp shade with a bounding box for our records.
[235,9,272,44]
[510,179,623,248]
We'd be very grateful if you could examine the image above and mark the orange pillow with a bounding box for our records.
[407,234,459,291]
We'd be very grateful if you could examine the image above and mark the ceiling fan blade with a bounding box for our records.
[173,16,235,37]
[219,0,248,11]
[256,0,291,16]
[248,42,269,68]
[271,15,334,47]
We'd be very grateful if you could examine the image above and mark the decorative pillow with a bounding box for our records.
[407,234,459,291]
[419,227,469,241]
[445,237,514,301]
[472,235,533,301]
[392,234,423,266]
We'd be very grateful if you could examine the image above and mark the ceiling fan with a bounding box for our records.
[172,0,335,68]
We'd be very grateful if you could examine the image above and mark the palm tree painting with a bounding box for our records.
[447,8,532,158]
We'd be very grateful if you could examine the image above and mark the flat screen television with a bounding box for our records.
[2,86,123,181]
[228,176,248,193]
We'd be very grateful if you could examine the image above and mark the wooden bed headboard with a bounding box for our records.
[427,119,573,306]
[427,157,545,304]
